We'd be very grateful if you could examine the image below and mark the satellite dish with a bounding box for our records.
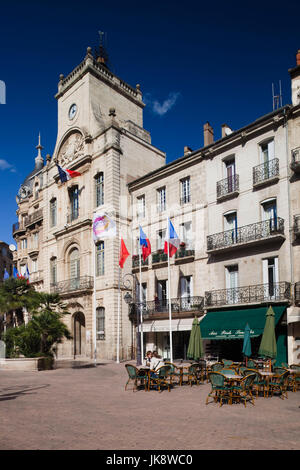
[9,244,16,252]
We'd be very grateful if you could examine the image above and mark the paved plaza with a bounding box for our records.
[0,361,299,450]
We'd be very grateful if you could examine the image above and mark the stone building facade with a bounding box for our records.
[0,241,13,282]
[12,46,300,364]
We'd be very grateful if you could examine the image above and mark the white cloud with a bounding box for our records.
[145,92,180,116]
[0,159,16,173]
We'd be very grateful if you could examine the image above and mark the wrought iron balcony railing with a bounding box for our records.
[295,282,300,304]
[133,296,204,318]
[12,221,26,235]
[175,248,195,260]
[132,255,149,268]
[291,147,300,173]
[253,158,279,186]
[50,275,93,294]
[207,217,284,252]
[217,174,239,199]
[205,282,291,307]
[152,251,168,264]
[25,209,43,227]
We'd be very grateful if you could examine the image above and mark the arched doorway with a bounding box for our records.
[73,312,85,357]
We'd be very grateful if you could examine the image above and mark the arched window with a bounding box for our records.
[69,248,80,279]
[96,307,105,340]
[95,172,104,207]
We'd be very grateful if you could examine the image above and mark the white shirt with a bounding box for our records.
[150,357,164,371]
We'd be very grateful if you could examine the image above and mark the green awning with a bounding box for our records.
[200,305,286,340]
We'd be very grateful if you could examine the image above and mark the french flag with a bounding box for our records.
[139,226,151,262]
[164,218,180,257]
[56,164,81,183]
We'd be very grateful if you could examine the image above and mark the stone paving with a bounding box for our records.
[0,361,299,450]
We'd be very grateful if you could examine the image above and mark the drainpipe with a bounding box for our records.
[283,107,295,364]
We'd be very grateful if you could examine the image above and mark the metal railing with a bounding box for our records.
[134,296,204,318]
[132,255,149,268]
[152,251,168,263]
[207,217,284,252]
[175,248,195,259]
[253,158,279,185]
[50,275,93,294]
[217,174,239,199]
[205,282,291,307]
[25,209,43,226]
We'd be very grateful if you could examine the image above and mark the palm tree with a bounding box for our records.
[0,278,39,328]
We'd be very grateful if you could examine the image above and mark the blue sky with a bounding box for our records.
[0,0,299,245]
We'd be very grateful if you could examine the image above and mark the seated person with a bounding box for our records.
[150,351,164,373]
[144,350,152,367]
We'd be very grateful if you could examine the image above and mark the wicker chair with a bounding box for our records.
[180,363,199,386]
[211,362,224,372]
[164,362,182,386]
[206,372,233,406]
[222,359,233,367]
[246,359,257,369]
[268,370,289,399]
[241,368,266,397]
[231,373,256,407]
[125,364,148,392]
[289,365,300,392]
[221,368,237,375]
[149,365,172,392]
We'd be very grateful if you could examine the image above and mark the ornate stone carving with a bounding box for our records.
[58,132,85,166]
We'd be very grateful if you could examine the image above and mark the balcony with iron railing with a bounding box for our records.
[175,246,195,261]
[290,147,300,173]
[205,282,291,308]
[12,221,26,236]
[295,282,300,304]
[217,174,239,200]
[132,255,149,269]
[152,250,168,264]
[50,275,93,295]
[207,217,285,254]
[133,296,204,319]
[253,158,279,187]
[25,209,43,227]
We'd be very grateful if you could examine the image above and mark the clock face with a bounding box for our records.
[18,185,30,199]
[68,103,77,120]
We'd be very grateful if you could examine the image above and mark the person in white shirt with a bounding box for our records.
[150,351,164,372]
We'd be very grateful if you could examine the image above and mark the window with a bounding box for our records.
[261,199,277,233]
[50,198,57,227]
[180,221,192,249]
[33,232,39,248]
[50,258,57,285]
[180,276,193,299]
[95,172,104,207]
[137,195,145,219]
[225,265,239,304]
[224,158,236,193]
[96,307,105,340]
[260,140,274,164]
[180,177,190,204]
[96,241,105,276]
[69,248,80,284]
[156,280,168,308]
[34,182,39,199]
[32,259,38,273]
[224,211,238,244]
[263,257,278,299]
[157,229,166,250]
[157,187,166,213]
[21,238,27,250]
[69,187,79,221]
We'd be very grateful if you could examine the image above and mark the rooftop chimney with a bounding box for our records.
[221,123,233,138]
[203,122,214,147]
[297,49,300,66]
[184,146,192,156]
[289,49,300,106]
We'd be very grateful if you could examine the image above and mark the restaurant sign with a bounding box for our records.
[207,328,255,340]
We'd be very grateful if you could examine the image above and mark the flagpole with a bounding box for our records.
[117,264,121,363]
[92,232,97,367]
[167,217,173,364]
[139,236,144,364]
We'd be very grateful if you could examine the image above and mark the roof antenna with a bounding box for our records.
[272,81,283,110]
